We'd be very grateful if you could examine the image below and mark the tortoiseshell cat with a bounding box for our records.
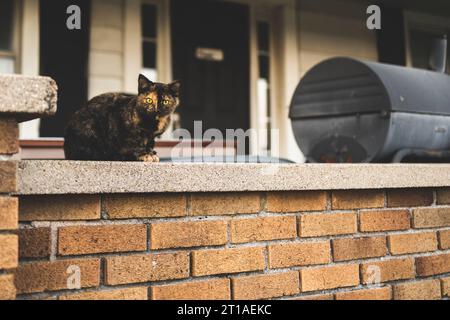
[64,75,180,162]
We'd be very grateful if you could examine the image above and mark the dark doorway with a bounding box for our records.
[376,6,406,66]
[171,0,250,137]
[39,0,91,137]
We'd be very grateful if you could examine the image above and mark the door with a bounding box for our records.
[39,0,91,137]
[171,0,250,138]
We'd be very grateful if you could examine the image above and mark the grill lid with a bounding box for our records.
[290,57,450,119]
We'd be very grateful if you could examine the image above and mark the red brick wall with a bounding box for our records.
[0,117,19,300]
[16,188,450,300]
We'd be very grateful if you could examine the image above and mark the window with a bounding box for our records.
[257,21,272,153]
[406,13,450,74]
[141,2,158,81]
[409,28,449,73]
[0,0,18,74]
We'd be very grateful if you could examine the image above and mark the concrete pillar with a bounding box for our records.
[0,74,57,300]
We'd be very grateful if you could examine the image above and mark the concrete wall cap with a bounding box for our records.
[0,74,57,122]
[16,161,450,195]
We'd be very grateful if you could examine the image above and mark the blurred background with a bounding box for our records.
[1,0,450,162]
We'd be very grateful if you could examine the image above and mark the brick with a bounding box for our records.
[299,212,357,237]
[266,191,327,213]
[296,294,334,300]
[300,264,359,292]
[416,253,450,276]
[413,207,450,228]
[58,224,147,256]
[442,277,450,297]
[333,236,387,262]
[439,230,450,249]
[0,118,19,154]
[152,279,230,300]
[393,280,441,300]
[19,227,51,259]
[19,195,100,221]
[232,272,299,300]
[191,192,261,216]
[335,287,392,300]
[192,247,265,276]
[0,161,17,193]
[0,234,18,269]
[0,197,18,230]
[150,220,227,249]
[361,258,415,284]
[436,188,450,205]
[105,193,186,219]
[106,252,189,285]
[387,189,433,208]
[388,232,437,255]
[332,190,384,210]
[230,216,297,244]
[15,259,100,294]
[359,209,410,232]
[268,241,330,268]
[0,274,16,300]
[60,287,148,300]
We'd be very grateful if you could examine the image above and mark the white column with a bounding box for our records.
[19,0,41,139]
[123,0,142,93]
[272,2,305,162]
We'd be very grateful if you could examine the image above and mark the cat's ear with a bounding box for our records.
[169,80,181,97]
[138,74,154,94]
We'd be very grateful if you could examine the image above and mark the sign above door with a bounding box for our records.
[195,47,225,62]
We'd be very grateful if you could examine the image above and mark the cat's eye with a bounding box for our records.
[163,100,170,105]
[146,98,153,104]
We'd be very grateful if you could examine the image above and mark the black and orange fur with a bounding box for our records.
[64,75,180,161]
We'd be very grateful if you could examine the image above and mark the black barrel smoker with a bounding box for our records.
[289,53,450,163]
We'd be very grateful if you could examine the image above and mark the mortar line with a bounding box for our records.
[18,270,450,301]
[50,223,58,261]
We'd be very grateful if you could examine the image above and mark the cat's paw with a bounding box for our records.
[138,154,160,163]
[151,154,160,163]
